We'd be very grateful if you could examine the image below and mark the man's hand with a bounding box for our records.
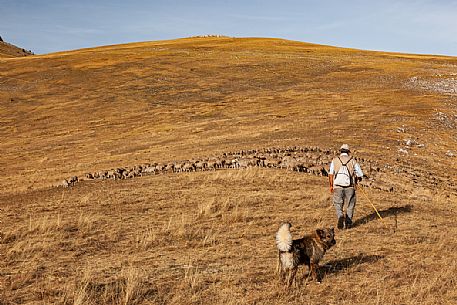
[330,186,334,193]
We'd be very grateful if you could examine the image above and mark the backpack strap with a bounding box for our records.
[333,157,342,174]
[335,156,355,185]
[338,156,353,166]
[345,157,355,177]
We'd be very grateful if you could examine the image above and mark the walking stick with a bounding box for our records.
[358,185,388,228]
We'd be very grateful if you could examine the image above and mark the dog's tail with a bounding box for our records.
[276,222,292,252]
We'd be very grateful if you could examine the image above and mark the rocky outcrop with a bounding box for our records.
[0,39,34,58]
[407,76,457,96]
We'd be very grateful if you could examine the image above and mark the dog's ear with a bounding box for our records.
[316,229,325,239]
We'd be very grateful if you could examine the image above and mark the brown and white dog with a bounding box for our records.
[276,222,336,286]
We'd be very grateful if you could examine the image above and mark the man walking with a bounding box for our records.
[328,144,363,229]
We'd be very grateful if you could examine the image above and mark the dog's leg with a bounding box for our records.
[278,269,283,282]
[277,252,286,282]
[278,267,285,283]
[281,268,288,283]
[287,267,298,287]
[276,251,281,276]
[310,262,321,282]
[304,263,312,283]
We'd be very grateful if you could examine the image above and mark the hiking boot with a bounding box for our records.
[337,217,344,230]
[345,217,353,229]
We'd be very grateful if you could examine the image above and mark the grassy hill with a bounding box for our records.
[0,37,456,304]
[0,39,33,58]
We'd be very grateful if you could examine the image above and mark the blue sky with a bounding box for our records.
[1,0,457,55]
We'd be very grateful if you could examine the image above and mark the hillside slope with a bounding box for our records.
[0,38,33,58]
[1,37,457,305]
[0,37,455,194]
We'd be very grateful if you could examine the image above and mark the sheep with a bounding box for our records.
[182,162,196,172]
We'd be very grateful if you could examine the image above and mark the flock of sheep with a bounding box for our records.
[61,146,387,190]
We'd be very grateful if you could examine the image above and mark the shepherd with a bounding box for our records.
[328,144,364,230]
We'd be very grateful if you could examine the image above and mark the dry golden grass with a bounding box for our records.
[0,37,455,193]
[1,169,456,304]
[0,41,32,58]
[1,37,456,304]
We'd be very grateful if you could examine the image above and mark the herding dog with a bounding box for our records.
[275,222,336,286]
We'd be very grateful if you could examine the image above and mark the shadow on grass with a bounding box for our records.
[320,253,384,280]
[352,204,413,228]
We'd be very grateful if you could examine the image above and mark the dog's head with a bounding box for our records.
[316,228,336,250]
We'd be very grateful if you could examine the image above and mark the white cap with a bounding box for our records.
[340,144,350,151]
